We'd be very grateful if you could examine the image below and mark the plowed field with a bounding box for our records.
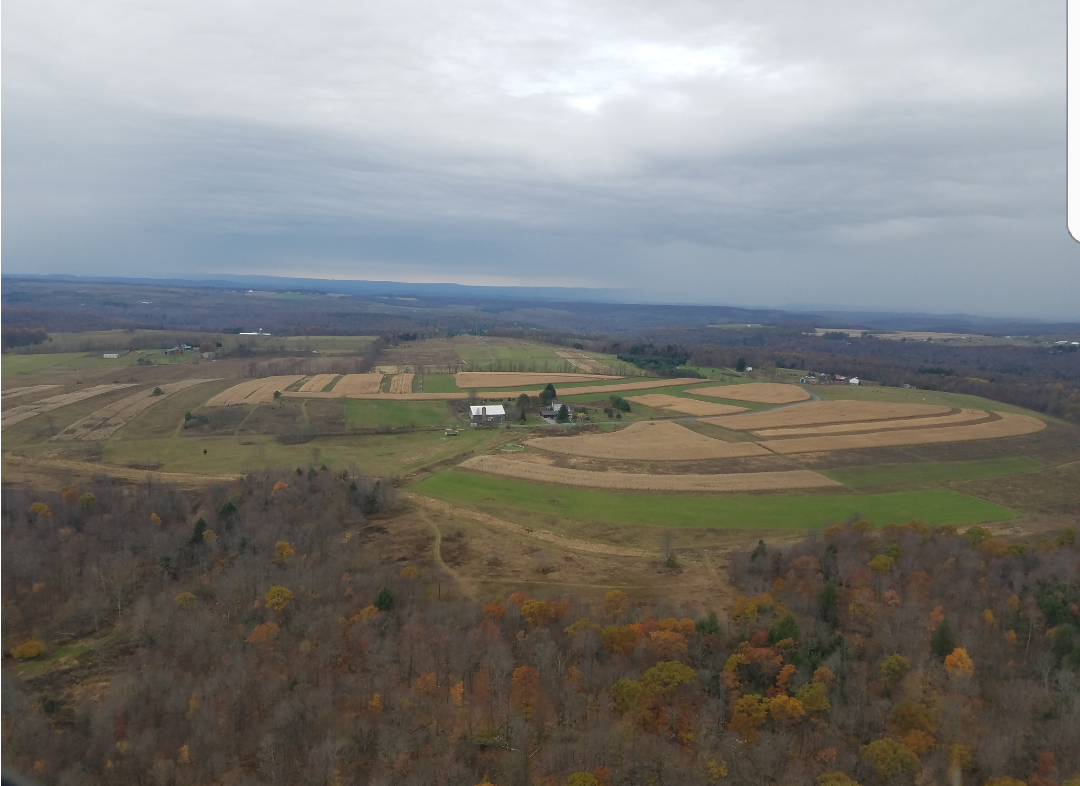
[461,454,841,492]
[706,400,952,430]
[456,372,620,388]
[754,408,991,437]
[626,393,748,416]
[389,373,415,394]
[55,379,219,440]
[527,420,769,460]
[691,383,811,404]
[2,384,137,430]
[298,374,339,393]
[205,376,305,406]
[762,413,1047,454]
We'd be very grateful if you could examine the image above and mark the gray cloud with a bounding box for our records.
[3,0,1077,318]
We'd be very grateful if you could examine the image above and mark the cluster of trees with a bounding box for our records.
[1,325,49,349]
[3,473,1079,786]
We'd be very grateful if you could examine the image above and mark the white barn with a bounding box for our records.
[469,404,506,426]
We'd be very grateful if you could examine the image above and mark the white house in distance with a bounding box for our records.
[849,377,860,385]
[469,404,506,426]
[103,353,120,359]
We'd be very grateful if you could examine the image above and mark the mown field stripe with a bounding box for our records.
[821,456,1046,490]
[411,471,1017,529]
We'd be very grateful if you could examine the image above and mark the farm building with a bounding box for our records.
[469,404,506,426]
[849,377,860,385]
[103,353,120,359]
[201,352,216,360]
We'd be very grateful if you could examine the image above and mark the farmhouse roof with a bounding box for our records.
[469,405,506,417]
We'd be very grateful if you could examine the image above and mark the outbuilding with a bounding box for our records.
[103,353,120,359]
[469,404,506,426]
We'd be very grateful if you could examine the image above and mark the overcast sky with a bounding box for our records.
[3,0,1078,318]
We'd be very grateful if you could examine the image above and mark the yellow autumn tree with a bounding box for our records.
[860,739,920,779]
[400,566,419,579]
[12,640,46,660]
[818,773,861,786]
[174,592,197,610]
[265,586,293,611]
[944,647,974,677]
[29,502,52,518]
[150,513,162,526]
[602,589,629,619]
[768,694,805,723]
[273,542,296,564]
[728,694,768,740]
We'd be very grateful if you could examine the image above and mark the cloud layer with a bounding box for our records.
[3,0,1077,318]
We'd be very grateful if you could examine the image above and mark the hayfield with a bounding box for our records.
[460,454,841,492]
[1,384,137,430]
[329,374,385,396]
[822,456,1046,490]
[487,378,703,398]
[762,412,1047,454]
[753,408,991,437]
[54,379,220,440]
[204,376,305,406]
[526,421,770,460]
[551,349,618,374]
[625,393,748,416]
[298,374,339,393]
[345,399,453,428]
[455,372,620,389]
[691,382,811,404]
[389,373,415,394]
[707,400,952,430]
[412,472,1018,529]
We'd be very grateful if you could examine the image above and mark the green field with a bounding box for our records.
[421,374,460,392]
[823,457,1046,490]
[411,471,1017,529]
[345,400,455,428]
[2,353,88,375]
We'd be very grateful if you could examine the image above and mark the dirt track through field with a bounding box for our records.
[707,400,952,430]
[55,379,220,440]
[456,372,620,388]
[389,373,415,394]
[205,376,305,406]
[753,408,992,437]
[528,420,770,460]
[2,385,61,399]
[626,393,748,416]
[298,374,339,393]
[404,492,651,557]
[461,454,841,492]
[761,412,1047,453]
[1,384,137,430]
[691,383,811,404]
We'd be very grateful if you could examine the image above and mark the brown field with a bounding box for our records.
[298,374,339,393]
[706,400,952,430]
[204,376,305,407]
[389,373,415,394]
[626,393,748,417]
[53,379,220,440]
[327,373,384,396]
[692,383,811,404]
[1,384,136,430]
[485,378,705,398]
[527,420,770,461]
[753,408,992,437]
[552,349,618,375]
[456,372,620,389]
[2,385,61,399]
[460,454,841,492]
[761,412,1047,454]
[285,391,469,401]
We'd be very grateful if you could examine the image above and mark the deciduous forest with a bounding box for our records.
[3,474,1078,786]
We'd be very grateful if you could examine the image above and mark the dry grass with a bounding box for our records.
[389,373,415,394]
[456,372,620,388]
[54,379,220,440]
[3,385,61,399]
[2,384,137,430]
[483,378,705,398]
[328,373,384,396]
[298,374,339,393]
[527,420,770,461]
[204,376,305,407]
[691,383,811,404]
[285,391,468,401]
[706,400,952,430]
[552,349,618,374]
[626,393,748,416]
[753,408,991,437]
[461,454,841,492]
[761,412,1047,454]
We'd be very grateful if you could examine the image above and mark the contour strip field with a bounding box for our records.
[690,383,811,404]
[461,454,842,492]
[389,373,415,394]
[527,420,770,461]
[54,379,220,440]
[330,374,385,396]
[298,374,339,393]
[205,376,305,406]
[455,372,621,388]
[2,385,61,399]
[626,393,748,416]
[707,400,952,430]
[753,408,992,437]
[1,384,137,430]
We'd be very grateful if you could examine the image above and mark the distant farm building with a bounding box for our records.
[201,352,216,360]
[103,353,120,359]
[470,404,506,426]
[849,377,860,385]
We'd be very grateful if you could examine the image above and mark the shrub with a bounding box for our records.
[12,640,46,660]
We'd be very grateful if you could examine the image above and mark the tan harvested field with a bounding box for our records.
[298,374,339,393]
[285,391,469,401]
[552,349,618,375]
[486,378,705,398]
[54,379,219,440]
[692,383,811,404]
[761,412,1047,454]
[461,454,841,492]
[455,372,620,388]
[626,393,748,417]
[204,376,305,407]
[753,408,992,437]
[1,384,136,430]
[706,400,952,431]
[3,385,61,399]
[527,420,770,461]
[328,373,384,396]
[389,373,415,394]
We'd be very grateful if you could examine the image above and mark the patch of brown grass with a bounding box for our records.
[551,349,618,374]
[482,378,705,397]
[456,371,620,388]
[691,383,811,404]
[2,385,61,399]
[298,374,339,393]
[527,420,770,461]
[1,384,137,430]
[626,393,748,416]
[330,373,385,396]
[55,379,220,440]
[389,373,415,394]
[204,376,305,407]
[705,400,951,430]
[753,408,992,437]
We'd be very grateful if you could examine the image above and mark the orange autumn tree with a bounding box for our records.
[944,647,974,677]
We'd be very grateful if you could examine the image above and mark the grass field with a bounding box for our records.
[2,353,88,375]
[421,374,460,392]
[822,456,1046,490]
[411,471,1018,529]
[345,400,455,428]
